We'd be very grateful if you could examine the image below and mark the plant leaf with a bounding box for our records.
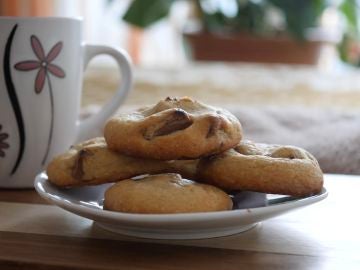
[268,0,327,40]
[340,0,359,36]
[123,0,174,28]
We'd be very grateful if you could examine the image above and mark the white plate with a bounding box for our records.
[34,172,328,240]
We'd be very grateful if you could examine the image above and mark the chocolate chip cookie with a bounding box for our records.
[46,138,173,187]
[104,97,242,160]
[197,140,323,197]
[104,173,233,214]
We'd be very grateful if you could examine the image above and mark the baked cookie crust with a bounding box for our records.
[104,97,242,160]
[47,138,171,187]
[104,173,233,214]
[197,140,323,197]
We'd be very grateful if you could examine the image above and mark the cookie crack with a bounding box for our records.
[206,115,225,138]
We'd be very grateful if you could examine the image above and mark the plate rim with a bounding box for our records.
[34,172,328,223]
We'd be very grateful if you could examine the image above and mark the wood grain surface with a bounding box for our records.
[0,189,47,204]
[0,231,332,270]
[0,174,359,270]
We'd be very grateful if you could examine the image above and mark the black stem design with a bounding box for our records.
[42,72,54,165]
[4,24,25,175]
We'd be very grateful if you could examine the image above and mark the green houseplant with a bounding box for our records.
[122,0,360,65]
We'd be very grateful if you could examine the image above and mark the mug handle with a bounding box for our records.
[76,44,133,142]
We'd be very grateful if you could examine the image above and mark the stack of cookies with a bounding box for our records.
[47,97,323,214]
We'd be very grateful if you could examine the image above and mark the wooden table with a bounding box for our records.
[0,174,359,270]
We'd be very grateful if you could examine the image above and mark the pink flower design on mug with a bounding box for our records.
[0,125,10,158]
[14,35,65,93]
[14,35,66,165]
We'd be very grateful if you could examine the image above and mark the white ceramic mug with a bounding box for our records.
[0,17,132,188]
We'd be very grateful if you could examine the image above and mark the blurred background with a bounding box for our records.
[1,0,359,68]
[2,0,360,174]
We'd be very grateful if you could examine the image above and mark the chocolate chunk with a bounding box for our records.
[153,109,193,137]
[165,97,178,102]
[144,109,193,140]
[72,149,94,180]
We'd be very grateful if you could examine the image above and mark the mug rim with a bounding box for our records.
[0,16,83,22]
